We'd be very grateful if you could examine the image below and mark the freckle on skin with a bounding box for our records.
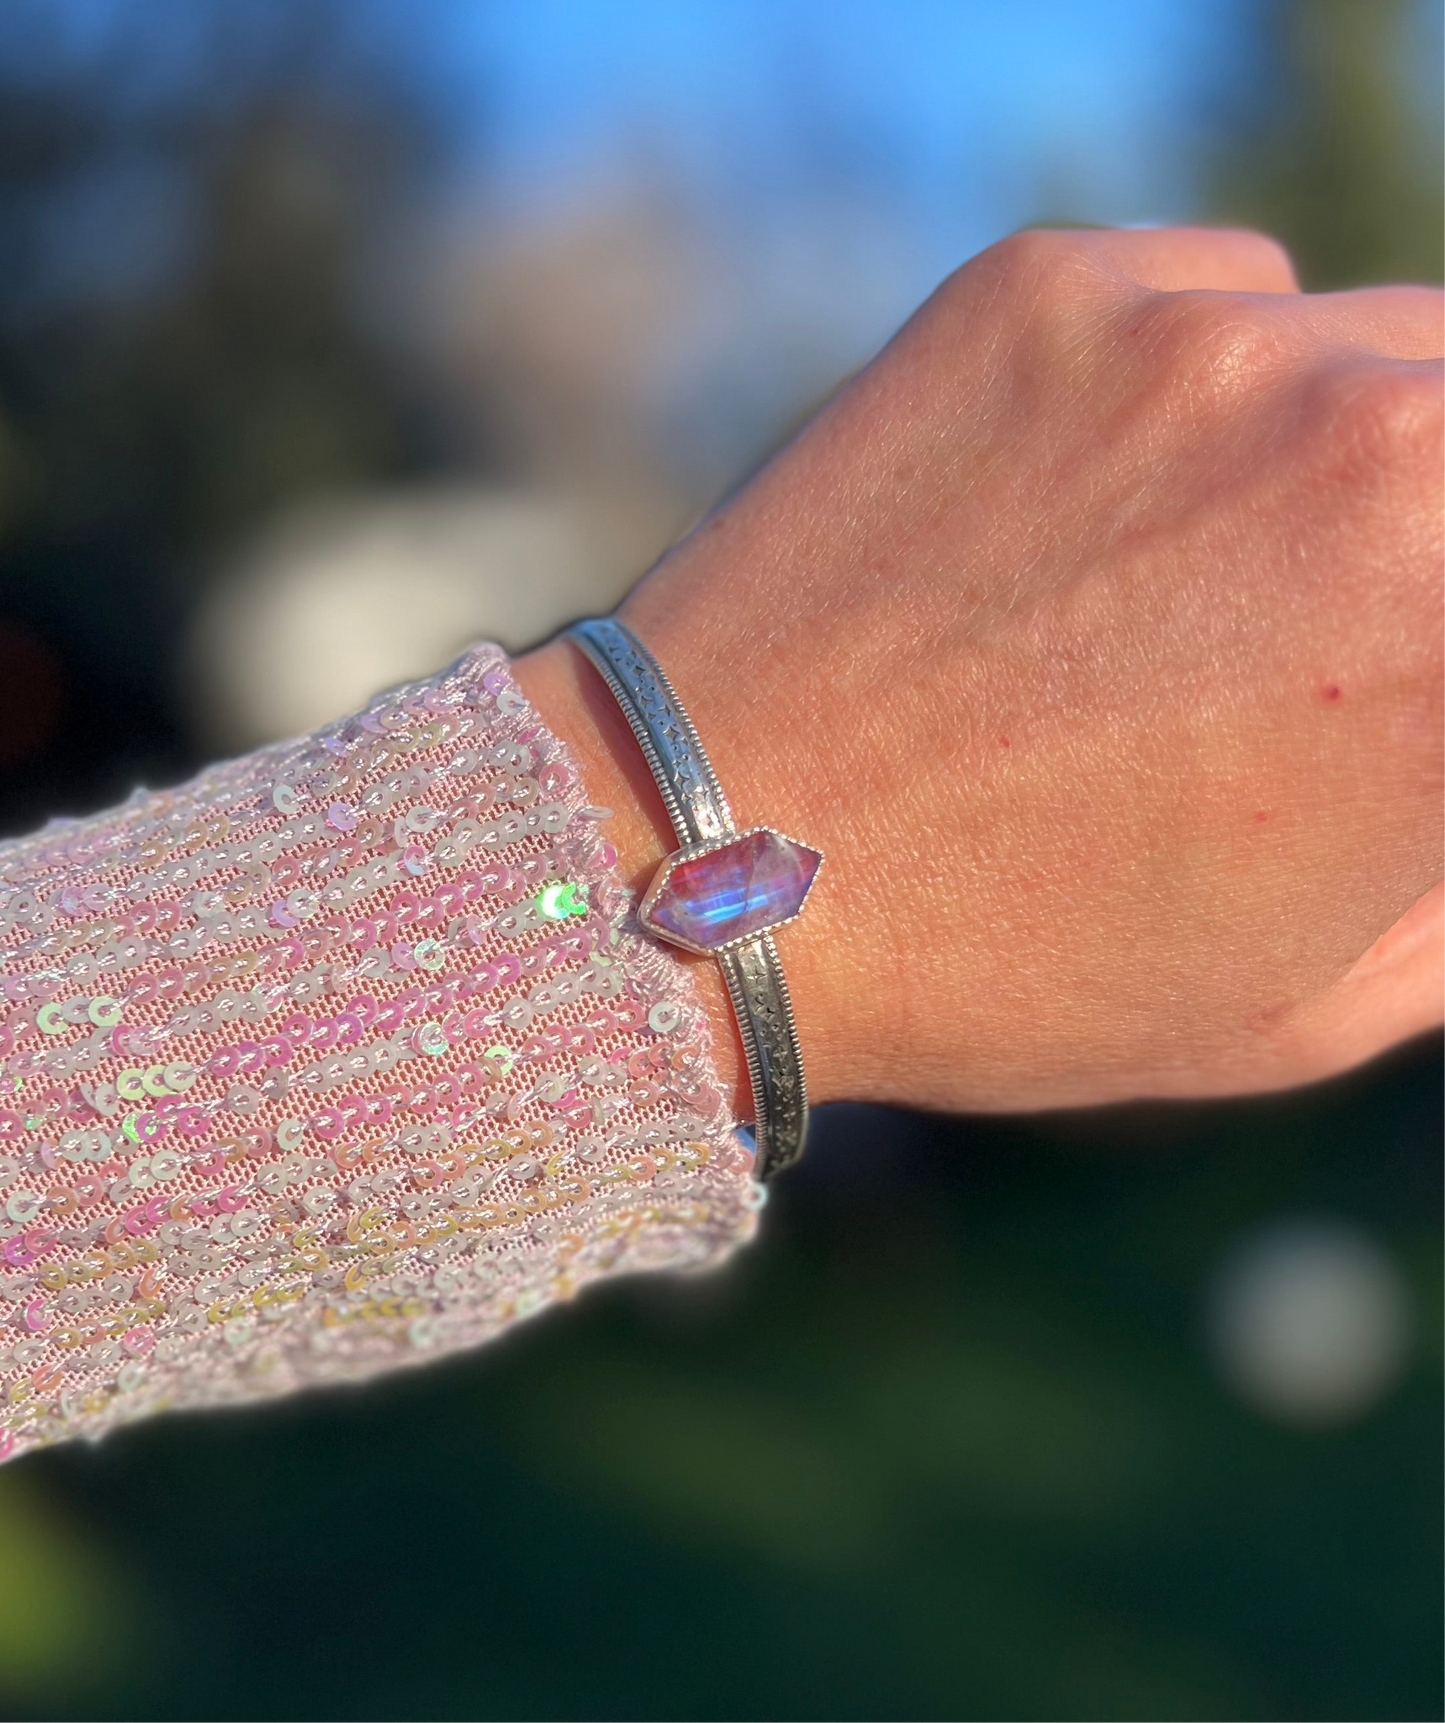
[893,462,915,484]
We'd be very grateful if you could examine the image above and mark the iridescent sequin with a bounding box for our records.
[0,644,755,1463]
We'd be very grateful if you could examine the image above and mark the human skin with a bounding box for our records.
[515,226,1444,1119]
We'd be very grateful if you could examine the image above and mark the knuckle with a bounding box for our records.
[980,225,1090,276]
[1303,359,1444,489]
[923,229,1115,378]
[954,226,1107,318]
[1133,289,1288,409]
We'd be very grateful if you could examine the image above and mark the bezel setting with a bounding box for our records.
[636,824,824,956]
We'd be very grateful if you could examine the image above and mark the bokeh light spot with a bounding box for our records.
[1207,1218,1411,1426]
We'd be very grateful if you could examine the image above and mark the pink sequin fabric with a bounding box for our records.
[0,645,755,1463]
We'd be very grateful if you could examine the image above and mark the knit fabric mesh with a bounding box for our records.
[0,644,756,1462]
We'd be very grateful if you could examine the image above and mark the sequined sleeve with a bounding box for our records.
[0,645,756,1463]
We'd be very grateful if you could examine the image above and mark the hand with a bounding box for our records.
[518,226,1443,1116]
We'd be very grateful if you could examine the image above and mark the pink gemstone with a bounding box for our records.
[643,827,822,952]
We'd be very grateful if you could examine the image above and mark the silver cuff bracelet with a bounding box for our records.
[564,617,822,1180]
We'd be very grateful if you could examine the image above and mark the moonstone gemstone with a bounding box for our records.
[644,827,822,951]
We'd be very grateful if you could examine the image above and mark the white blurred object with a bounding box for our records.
[1207,1219,1411,1426]
[186,486,628,749]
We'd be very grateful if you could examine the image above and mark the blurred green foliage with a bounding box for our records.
[0,1477,134,1704]
[1208,0,1442,287]
[0,1,1439,1720]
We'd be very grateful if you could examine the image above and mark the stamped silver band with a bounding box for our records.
[565,616,815,1180]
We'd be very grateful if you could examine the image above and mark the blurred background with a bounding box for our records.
[0,1,1439,1718]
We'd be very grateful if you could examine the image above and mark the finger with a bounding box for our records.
[1288,882,1444,1081]
[1285,285,1444,360]
[1086,225,1302,294]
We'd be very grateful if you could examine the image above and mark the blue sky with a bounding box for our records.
[462,2,1253,186]
[22,0,1437,282]
[375,0,1273,476]
[426,0,1262,262]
